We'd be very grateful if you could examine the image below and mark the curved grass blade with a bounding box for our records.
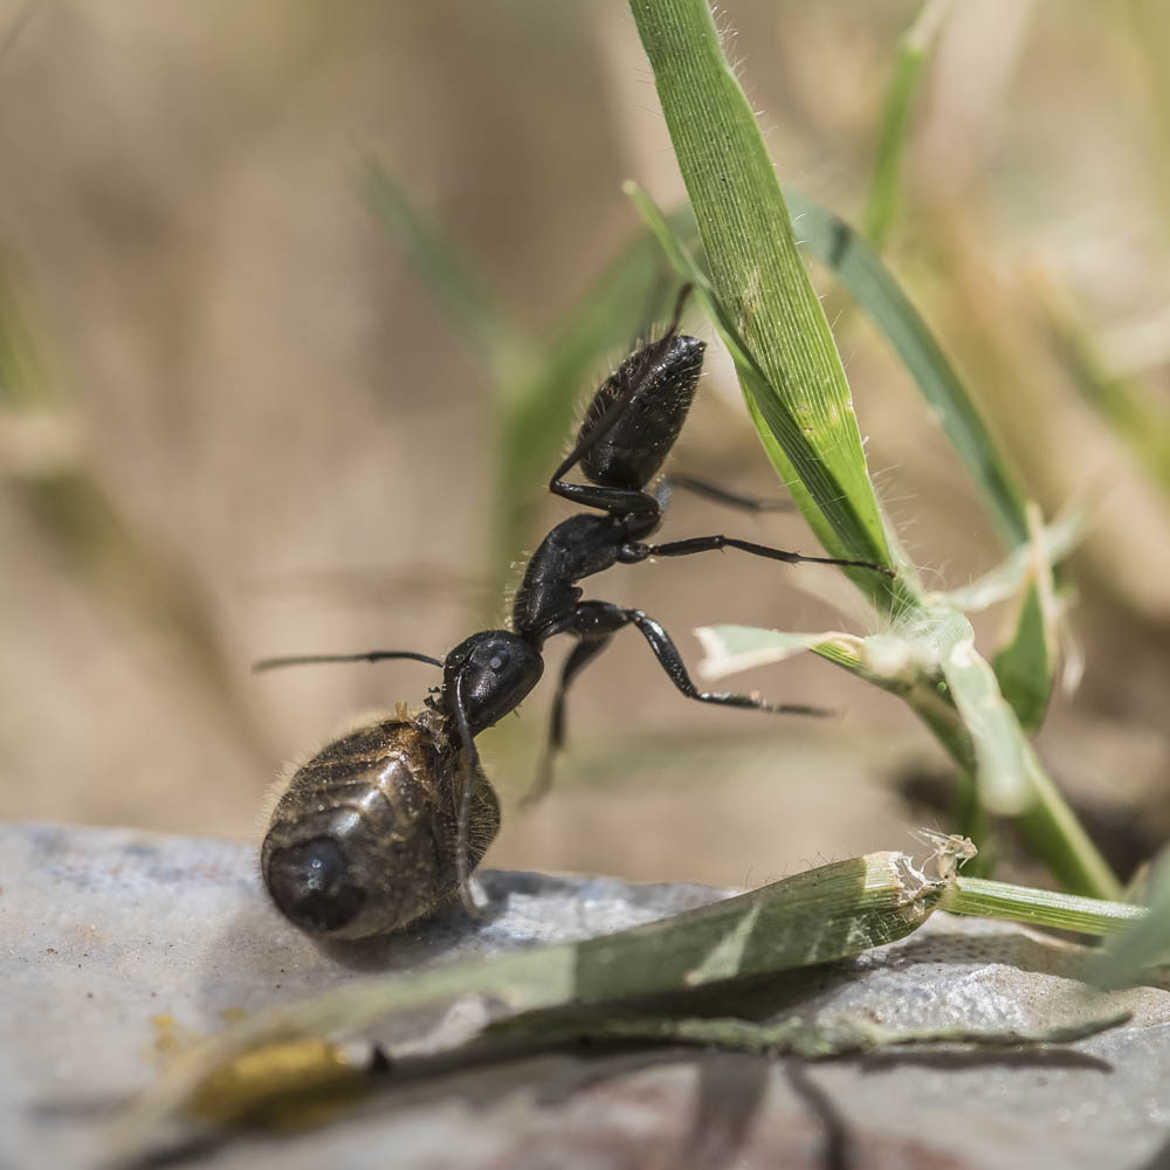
[863,0,954,250]
[1041,280,1170,499]
[489,221,690,597]
[363,162,525,382]
[1087,848,1170,988]
[627,0,907,615]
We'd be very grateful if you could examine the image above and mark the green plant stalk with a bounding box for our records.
[1043,284,1170,499]
[628,0,907,615]
[863,0,952,250]
[943,876,1144,935]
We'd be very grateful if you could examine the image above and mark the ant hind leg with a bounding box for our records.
[664,475,795,515]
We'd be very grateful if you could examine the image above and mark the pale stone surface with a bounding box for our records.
[4,821,1170,1170]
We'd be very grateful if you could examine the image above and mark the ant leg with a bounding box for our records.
[567,601,832,717]
[664,475,795,514]
[548,480,661,520]
[520,635,613,807]
[622,534,894,577]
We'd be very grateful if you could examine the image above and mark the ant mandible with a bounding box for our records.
[258,284,891,939]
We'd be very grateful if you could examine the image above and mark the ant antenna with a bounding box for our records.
[253,650,443,672]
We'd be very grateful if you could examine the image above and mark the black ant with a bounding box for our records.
[258,285,892,940]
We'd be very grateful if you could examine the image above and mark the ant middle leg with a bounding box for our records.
[620,534,894,577]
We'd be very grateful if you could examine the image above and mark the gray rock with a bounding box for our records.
[4,821,1170,1170]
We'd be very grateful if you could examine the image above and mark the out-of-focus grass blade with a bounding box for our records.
[863,0,953,249]
[0,255,53,408]
[627,0,907,615]
[1041,280,1170,499]
[363,162,527,383]
[930,604,1117,897]
[0,258,266,759]
[1088,848,1170,988]
[990,504,1063,732]
[489,220,690,596]
[1123,0,1170,228]
[364,161,692,603]
[787,189,1030,549]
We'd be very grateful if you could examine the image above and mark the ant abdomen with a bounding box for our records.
[581,334,705,490]
[261,715,500,940]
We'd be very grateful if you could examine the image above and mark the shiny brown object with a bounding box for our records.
[260,710,499,939]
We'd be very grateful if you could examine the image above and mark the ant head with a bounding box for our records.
[443,630,543,734]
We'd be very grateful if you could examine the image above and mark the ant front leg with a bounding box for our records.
[559,600,831,718]
[621,535,895,577]
[520,634,613,807]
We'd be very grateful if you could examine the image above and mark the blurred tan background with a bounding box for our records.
[2,0,1169,889]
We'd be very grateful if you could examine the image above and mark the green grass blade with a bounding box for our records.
[627,0,906,614]
[930,608,1031,815]
[863,0,953,249]
[787,190,1029,548]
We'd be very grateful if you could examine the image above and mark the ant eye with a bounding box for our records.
[489,654,506,672]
